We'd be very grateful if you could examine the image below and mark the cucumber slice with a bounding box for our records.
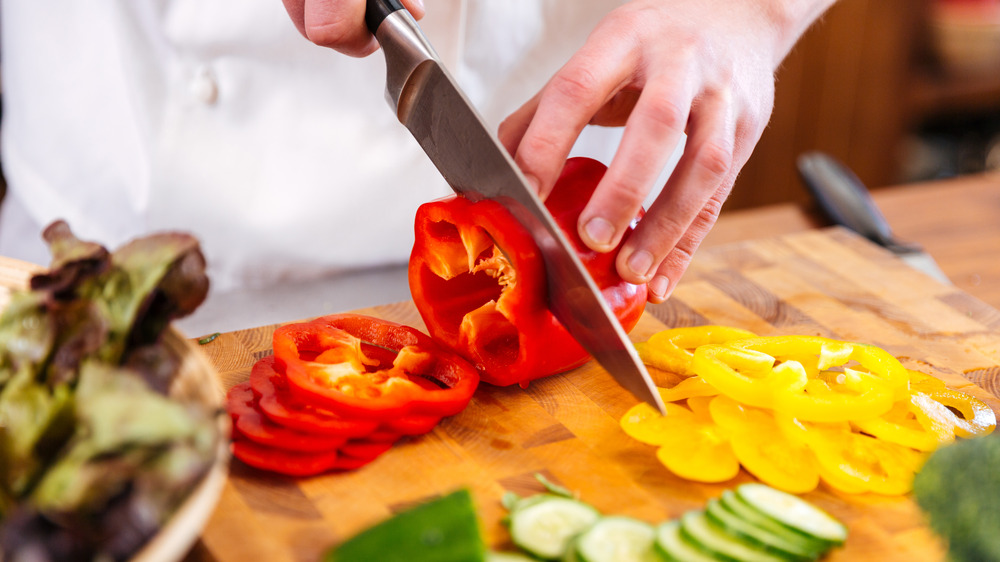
[508,496,601,560]
[718,491,830,554]
[654,520,719,562]
[679,511,787,562]
[507,493,570,515]
[705,499,819,561]
[575,516,659,562]
[735,484,847,546]
[563,539,585,562]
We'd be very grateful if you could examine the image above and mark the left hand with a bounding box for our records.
[498,0,833,303]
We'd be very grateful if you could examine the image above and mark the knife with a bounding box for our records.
[796,151,952,285]
[364,0,666,414]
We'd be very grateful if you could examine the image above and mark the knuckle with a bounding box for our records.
[549,66,602,106]
[641,97,688,134]
[647,212,691,247]
[698,191,726,222]
[605,172,650,207]
[668,242,697,269]
[693,141,733,179]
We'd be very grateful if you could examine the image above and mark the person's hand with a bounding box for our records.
[499,0,834,303]
[280,0,426,57]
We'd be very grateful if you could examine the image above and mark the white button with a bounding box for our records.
[189,66,218,105]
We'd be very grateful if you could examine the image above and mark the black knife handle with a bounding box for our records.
[365,0,406,36]
[796,151,903,249]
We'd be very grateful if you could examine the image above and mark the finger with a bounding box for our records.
[282,0,309,36]
[497,93,540,167]
[576,68,696,256]
[616,86,737,286]
[289,0,425,57]
[510,26,639,198]
[646,180,733,303]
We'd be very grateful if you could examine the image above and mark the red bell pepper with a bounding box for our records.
[408,156,647,387]
[227,314,478,477]
[228,382,349,452]
[250,356,381,437]
[230,439,369,477]
[274,313,480,419]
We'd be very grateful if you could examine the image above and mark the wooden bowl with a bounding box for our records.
[0,257,230,562]
[130,328,231,562]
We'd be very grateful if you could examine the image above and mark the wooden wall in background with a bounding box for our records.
[727,0,930,211]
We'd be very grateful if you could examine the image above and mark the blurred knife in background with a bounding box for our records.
[797,151,952,285]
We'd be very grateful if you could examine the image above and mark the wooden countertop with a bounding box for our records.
[185,228,1000,562]
[702,171,1000,311]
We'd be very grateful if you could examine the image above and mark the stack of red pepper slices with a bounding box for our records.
[226,314,479,476]
[227,157,649,476]
[408,156,647,387]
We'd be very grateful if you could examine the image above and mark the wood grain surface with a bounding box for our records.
[181,227,1000,562]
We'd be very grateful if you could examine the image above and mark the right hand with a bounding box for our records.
[280,0,426,57]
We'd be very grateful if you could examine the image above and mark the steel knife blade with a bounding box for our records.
[365,0,665,414]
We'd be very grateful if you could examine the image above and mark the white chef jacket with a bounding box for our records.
[0,0,628,292]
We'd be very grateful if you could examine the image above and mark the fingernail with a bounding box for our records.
[627,250,654,279]
[649,275,670,299]
[584,217,616,247]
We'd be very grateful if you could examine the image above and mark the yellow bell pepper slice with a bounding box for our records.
[653,420,740,483]
[780,415,921,495]
[659,376,720,403]
[638,325,756,375]
[709,395,819,493]
[620,397,739,483]
[852,399,941,452]
[692,337,908,422]
[912,389,996,438]
[619,401,695,446]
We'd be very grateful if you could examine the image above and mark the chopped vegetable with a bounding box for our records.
[498,477,846,562]
[734,483,847,547]
[324,489,486,562]
[0,220,219,561]
[572,516,657,562]
[198,332,221,345]
[508,496,601,560]
[408,157,647,387]
[637,325,756,376]
[227,314,479,477]
[679,510,787,562]
[275,314,480,419]
[621,327,996,494]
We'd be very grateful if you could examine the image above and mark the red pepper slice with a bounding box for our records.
[274,314,479,419]
[251,355,440,437]
[250,356,381,438]
[408,157,647,386]
[339,439,396,460]
[227,382,348,452]
[230,438,376,477]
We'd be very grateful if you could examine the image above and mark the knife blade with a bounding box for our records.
[365,0,665,414]
[797,151,952,285]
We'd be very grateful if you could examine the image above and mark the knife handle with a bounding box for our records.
[796,151,906,250]
[365,0,406,35]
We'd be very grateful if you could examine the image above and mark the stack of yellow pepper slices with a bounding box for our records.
[621,326,996,495]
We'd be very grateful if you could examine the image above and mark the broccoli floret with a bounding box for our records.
[912,435,1000,562]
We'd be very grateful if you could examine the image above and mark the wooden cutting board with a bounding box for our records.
[184,227,1000,562]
